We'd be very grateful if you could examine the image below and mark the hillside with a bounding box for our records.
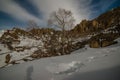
[0,38,120,80]
[0,7,120,69]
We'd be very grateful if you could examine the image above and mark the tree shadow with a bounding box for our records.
[26,65,34,80]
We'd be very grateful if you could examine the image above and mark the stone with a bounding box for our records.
[5,54,11,63]
[89,40,100,48]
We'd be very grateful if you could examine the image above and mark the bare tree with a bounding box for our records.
[48,8,75,54]
[27,20,39,31]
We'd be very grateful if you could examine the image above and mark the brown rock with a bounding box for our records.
[89,40,100,48]
[5,54,11,63]
[101,40,117,47]
[30,53,39,58]
[92,20,99,28]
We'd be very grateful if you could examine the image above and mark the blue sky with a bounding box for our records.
[0,0,120,30]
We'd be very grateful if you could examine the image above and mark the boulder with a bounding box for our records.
[89,40,100,48]
[30,53,39,58]
[5,54,11,63]
[89,39,117,48]
[30,49,44,58]
[101,40,117,47]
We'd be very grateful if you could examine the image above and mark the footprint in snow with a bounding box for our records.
[47,61,84,75]
[86,56,97,62]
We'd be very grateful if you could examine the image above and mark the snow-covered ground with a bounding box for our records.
[0,38,120,80]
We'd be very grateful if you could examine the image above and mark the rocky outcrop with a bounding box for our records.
[71,7,120,37]
[89,33,118,48]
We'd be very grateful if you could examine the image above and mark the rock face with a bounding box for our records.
[71,7,120,37]
[84,7,120,48]
[101,40,117,47]
[89,38,118,48]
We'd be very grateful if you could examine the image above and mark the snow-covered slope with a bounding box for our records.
[0,38,120,80]
[0,35,43,67]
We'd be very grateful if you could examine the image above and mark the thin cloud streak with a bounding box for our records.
[89,0,117,19]
[0,0,42,24]
[29,0,93,24]
[0,0,118,29]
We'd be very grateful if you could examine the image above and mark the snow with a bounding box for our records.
[0,38,120,80]
[10,47,38,61]
[18,36,43,47]
[47,61,84,75]
[0,33,45,68]
[0,44,11,67]
[0,44,10,54]
[73,35,91,43]
[0,30,5,37]
[0,43,38,67]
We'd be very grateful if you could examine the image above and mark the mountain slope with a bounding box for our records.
[71,7,120,37]
[0,38,120,80]
[0,7,120,68]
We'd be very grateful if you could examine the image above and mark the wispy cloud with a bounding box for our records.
[29,0,93,24]
[0,0,42,24]
[89,0,117,19]
[0,0,118,28]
